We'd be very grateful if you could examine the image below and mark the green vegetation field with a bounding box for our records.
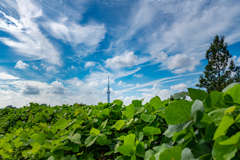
[1,83,240,160]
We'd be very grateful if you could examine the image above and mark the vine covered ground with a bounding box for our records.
[0,83,240,160]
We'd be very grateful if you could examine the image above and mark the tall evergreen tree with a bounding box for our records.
[196,35,239,93]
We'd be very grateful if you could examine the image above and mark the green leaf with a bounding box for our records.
[165,100,193,125]
[213,114,234,140]
[90,128,100,136]
[143,126,161,136]
[124,134,135,145]
[181,148,194,160]
[101,108,110,116]
[219,132,240,145]
[84,135,98,147]
[71,154,77,160]
[71,133,81,144]
[125,104,135,118]
[141,113,156,123]
[115,120,125,130]
[138,132,144,141]
[191,100,205,123]
[55,118,68,130]
[132,100,142,107]
[50,144,72,152]
[224,84,240,104]
[96,133,107,145]
[212,136,238,160]
[191,100,205,117]
[144,149,156,160]
[131,154,137,160]
[168,121,193,133]
[29,132,46,147]
[188,88,207,101]
[113,99,123,106]
[159,146,182,160]
[204,122,217,141]
[222,83,239,93]
[150,96,162,110]
[117,144,134,156]
[208,108,226,125]
[135,142,145,157]
[224,106,236,114]
[203,91,223,109]
[98,119,108,130]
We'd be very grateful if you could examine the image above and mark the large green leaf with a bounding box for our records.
[213,114,234,140]
[165,100,193,125]
[124,134,135,145]
[204,122,217,141]
[208,108,226,125]
[150,96,162,110]
[212,136,238,160]
[115,120,125,130]
[222,83,239,93]
[29,132,46,147]
[84,135,98,147]
[90,128,100,136]
[191,100,205,123]
[117,144,134,156]
[132,100,142,107]
[224,84,240,104]
[71,133,81,144]
[159,146,182,160]
[141,113,156,123]
[219,132,240,145]
[181,148,194,160]
[188,88,207,101]
[203,91,223,109]
[124,104,135,118]
[143,126,161,136]
[96,133,108,146]
[98,119,108,130]
[144,149,156,160]
[55,118,68,130]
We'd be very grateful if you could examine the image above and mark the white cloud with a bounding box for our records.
[14,60,29,69]
[85,61,96,68]
[161,54,200,74]
[118,81,123,86]
[21,84,40,95]
[47,20,106,46]
[150,51,168,63]
[0,0,61,65]
[0,72,20,80]
[133,73,143,78]
[170,83,188,92]
[51,81,65,95]
[32,65,39,70]
[118,80,134,87]
[105,51,138,70]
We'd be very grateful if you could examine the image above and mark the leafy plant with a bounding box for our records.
[0,83,240,160]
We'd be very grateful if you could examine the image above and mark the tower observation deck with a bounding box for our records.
[107,76,110,103]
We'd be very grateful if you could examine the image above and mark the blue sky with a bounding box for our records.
[0,0,240,107]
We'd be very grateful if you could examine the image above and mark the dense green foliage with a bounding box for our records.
[1,83,240,160]
[196,35,240,93]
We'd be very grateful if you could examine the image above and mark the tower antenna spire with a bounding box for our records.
[107,76,110,103]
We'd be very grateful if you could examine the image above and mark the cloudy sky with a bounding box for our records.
[0,0,240,108]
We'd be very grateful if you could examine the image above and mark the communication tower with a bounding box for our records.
[107,76,110,103]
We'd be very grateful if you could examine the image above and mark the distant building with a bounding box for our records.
[5,105,17,109]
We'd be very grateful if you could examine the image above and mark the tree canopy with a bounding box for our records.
[196,35,240,93]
